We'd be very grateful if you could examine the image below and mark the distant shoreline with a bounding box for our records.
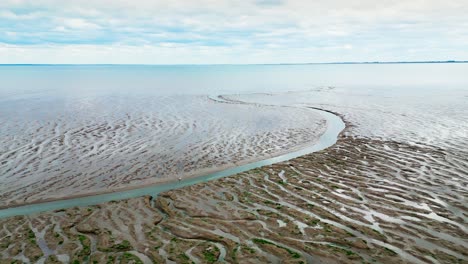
[315,60,468,64]
[0,61,467,66]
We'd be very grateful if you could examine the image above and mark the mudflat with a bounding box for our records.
[1,64,467,263]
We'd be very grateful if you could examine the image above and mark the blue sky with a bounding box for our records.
[1,0,467,64]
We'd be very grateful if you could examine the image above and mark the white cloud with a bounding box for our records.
[0,10,43,19]
[60,18,101,30]
[1,0,467,63]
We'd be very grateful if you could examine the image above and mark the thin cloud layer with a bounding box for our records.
[1,0,467,63]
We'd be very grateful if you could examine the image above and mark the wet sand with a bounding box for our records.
[1,110,467,263]
[0,95,326,208]
[1,82,468,263]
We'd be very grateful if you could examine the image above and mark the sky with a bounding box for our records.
[1,0,468,64]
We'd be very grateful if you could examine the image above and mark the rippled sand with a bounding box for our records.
[0,88,466,263]
[0,95,326,207]
[1,133,466,263]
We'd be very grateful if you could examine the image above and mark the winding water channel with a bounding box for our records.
[0,97,345,219]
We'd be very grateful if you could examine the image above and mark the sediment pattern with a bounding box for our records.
[1,86,467,263]
[1,135,466,263]
[228,87,468,147]
[0,95,326,207]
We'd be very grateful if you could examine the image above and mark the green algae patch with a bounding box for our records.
[252,238,301,259]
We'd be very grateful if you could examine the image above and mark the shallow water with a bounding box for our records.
[1,63,467,207]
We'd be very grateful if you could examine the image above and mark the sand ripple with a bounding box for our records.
[0,95,326,207]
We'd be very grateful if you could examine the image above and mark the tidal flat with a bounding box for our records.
[0,64,467,263]
[0,90,326,207]
[1,131,466,263]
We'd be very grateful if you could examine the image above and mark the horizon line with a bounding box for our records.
[0,60,467,66]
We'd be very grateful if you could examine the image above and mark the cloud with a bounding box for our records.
[60,18,101,30]
[0,10,43,20]
[0,0,467,63]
